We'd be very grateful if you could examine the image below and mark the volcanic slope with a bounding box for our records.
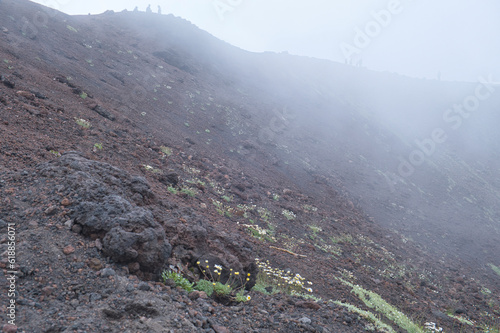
[0,1,499,332]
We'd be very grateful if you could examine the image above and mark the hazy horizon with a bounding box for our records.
[30,0,500,83]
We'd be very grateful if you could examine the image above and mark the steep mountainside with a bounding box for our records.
[0,1,499,332]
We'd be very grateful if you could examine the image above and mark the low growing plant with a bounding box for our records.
[75,118,91,129]
[254,258,313,295]
[161,270,194,292]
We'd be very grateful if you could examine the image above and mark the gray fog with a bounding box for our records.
[32,0,500,82]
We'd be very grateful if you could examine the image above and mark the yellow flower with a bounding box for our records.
[246,278,250,281]
[234,272,239,275]
[247,273,251,276]
[196,261,200,265]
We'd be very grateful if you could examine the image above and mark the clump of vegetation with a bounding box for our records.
[180,187,197,197]
[332,300,396,333]
[66,25,78,33]
[49,150,61,157]
[253,258,313,295]
[257,207,272,222]
[488,263,500,277]
[80,91,87,99]
[167,186,178,194]
[75,118,91,129]
[161,270,194,292]
[330,233,354,244]
[303,204,318,212]
[338,278,424,333]
[160,146,173,157]
[221,195,232,202]
[238,222,276,242]
[142,164,162,174]
[162,261,251,303]
[93,143,103,152]
[281,209,296,221]
[212,199,234,217]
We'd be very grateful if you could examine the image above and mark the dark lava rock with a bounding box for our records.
[37,152,171,273]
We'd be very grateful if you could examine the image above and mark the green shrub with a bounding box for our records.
[161,270,194,292]
[194,279,214,296]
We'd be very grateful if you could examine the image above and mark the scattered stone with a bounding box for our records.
[92,105,116,121]
[71,224,82,234]
[63,245,75,255]
[188,291,207,300]
[2,324,17,333]
[0,75,14,89]
[42,286,54,296]
[101,268,116,278]
[299,317,312,325]
[296,300,321,310]
[16,90,35,100]
[128,262,140,273]
[212,325,230,333]
[44,205,57,216]
[138,282,151,291]
[61,198,71,206]
[88,258,103,270]
[89,293,102,302]
[64,219,73,229]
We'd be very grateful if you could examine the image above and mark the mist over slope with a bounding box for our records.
[1,0,499,331]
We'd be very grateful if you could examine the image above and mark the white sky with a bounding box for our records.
[31,0,500,82]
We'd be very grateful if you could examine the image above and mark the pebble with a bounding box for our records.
[64,220,73,229]
[299,317,312,325]
[101,268,116,278]
[63,245,75,255]
[2,324,17,333]
[88,258,103,270]
[138,282,151,291]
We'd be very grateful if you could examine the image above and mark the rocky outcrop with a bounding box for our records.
[37,151,171,274]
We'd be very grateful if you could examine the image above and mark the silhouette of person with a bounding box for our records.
[158,5,161,14]
[133,6,138,12]
[146,4,152,13]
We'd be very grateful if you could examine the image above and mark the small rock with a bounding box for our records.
[44,206,57,216]
[42,286,54,296]
[296,300,321,310]
[63,245,75,255]
[95,238,103,250]
[298,317,312,325]
[64,220,73,229]
[61,198,71,206]
[212,325,230,333]
[89,293,102,302]
[88,258,103,270]
[188,290,207,300]
[71,224,82,234]
[128,262,140,273]
[70,299,79,308]
[101,268,116,278]
[16,90,35,100]
[2,324,17,333]
[138,282,151,291]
